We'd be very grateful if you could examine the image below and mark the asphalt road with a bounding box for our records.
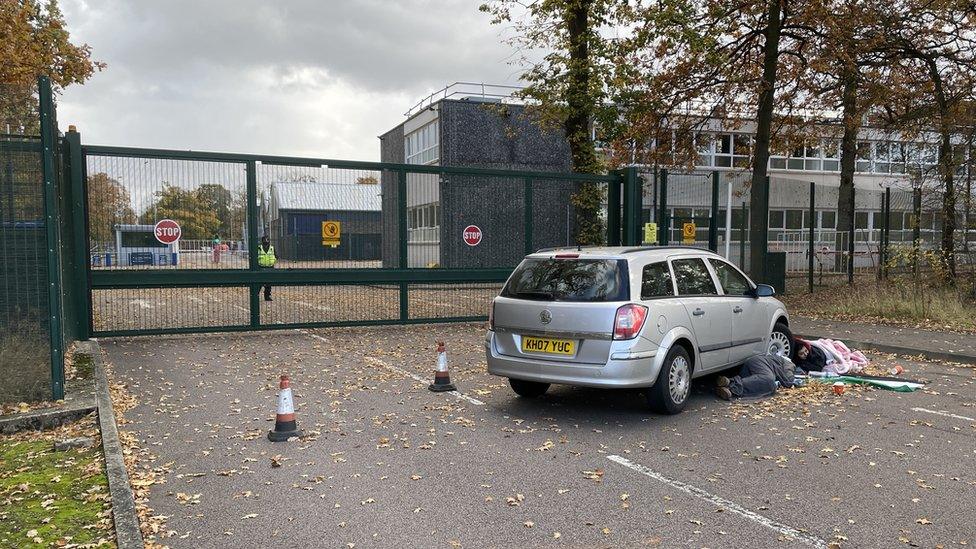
[101,324,976,548]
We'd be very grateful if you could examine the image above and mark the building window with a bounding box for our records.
[821,210,836,229]
[785,209,803,230]
[405,120,439,165]
[407,202,440,242]
[769,210,785,229]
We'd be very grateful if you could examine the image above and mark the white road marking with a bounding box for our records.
[294,300,334,312]
[912,407,976,422]
[131,299,155,309]
[361,355,483,406]
[606,455,828,549]
[299,329,484,406]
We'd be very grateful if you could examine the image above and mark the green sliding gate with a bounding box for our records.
[68,138,639,337]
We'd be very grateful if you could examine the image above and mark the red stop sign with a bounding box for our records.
[154,219,181,244]
[462,225,482,247]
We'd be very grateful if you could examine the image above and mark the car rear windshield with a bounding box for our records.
[501,258,629,302]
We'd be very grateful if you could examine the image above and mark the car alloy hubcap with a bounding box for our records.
[668,356,690,404]
[769,331,792,357]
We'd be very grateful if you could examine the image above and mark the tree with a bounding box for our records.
[140,184,222,240]
[875,1,976,281]
[481,0,623,244]
[794,0,889,272]
[86,173,136,244]
[197,183,235,234]
[615,0,813,276]
[0,0,103,133]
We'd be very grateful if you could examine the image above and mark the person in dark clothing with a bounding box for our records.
[257,236,276,301]
[715,354,797,400]
[793,338,827,372]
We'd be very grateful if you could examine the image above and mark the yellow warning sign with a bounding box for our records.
[682,222,696,244]
[643,222,658,244]
[322,221,341,247]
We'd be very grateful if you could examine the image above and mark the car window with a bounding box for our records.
[709,259,751,296]
[641,262,674,299]
[671,258,718,296]
[501,258,629,302]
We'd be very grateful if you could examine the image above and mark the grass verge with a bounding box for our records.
[784,282,976,333]
[0,416,114,548]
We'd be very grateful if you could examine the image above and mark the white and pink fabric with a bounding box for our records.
[809,339,869,375]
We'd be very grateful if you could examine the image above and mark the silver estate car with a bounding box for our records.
[485,247,792,414]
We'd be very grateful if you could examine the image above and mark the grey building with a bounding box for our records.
[380,94,578,268]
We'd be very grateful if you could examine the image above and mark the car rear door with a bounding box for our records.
[709,258,767,363]
[670,256,732,371]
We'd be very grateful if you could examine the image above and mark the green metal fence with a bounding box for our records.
[0,77,68,401]
[73,141,635,337]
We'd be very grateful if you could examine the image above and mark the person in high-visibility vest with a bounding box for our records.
[257,235,276,301]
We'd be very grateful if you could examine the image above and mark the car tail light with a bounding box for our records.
[554,253,579,259]
[488,299,495,331]
[613,304,648,340]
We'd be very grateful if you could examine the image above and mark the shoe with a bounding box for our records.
[264,297,272,302]
[715,376,730,388]
[714,386,732,401]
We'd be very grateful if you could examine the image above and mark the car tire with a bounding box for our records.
[647,345,692,414]
[769,321,793,358]
[509,378,550,398]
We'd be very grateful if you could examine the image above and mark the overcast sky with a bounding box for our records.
[58,0,524,160]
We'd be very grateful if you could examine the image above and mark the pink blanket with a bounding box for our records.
[810,339,869,375]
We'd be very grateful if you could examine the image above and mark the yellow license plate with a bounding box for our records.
[521,336,575,355]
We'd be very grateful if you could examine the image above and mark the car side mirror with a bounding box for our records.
[753,284,775,298]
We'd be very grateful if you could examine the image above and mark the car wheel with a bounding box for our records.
[509,378,550,398]
[768,322,793,358]
[647,345,692,414]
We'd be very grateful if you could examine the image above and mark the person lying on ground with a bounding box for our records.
[793,338,827,373]
[715,354,797,401]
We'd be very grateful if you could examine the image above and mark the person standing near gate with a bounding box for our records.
[212,234,222,264]
[257,235,276,301]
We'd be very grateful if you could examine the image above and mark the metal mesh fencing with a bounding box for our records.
[259,284,400,325]
[91,286,250,333]
[0,132,52,400]
[85,153,248,269]
[407,282,503,319]
[256,163,386,269]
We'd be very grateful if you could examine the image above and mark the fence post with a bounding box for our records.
[65,128,91,340]
[740,201,746,268]
[883,187,891,280]
[912,187,921,278]
[607,174,621,246]
[622,167,641,246]
[246,160,260,328]
[398,169,409,321]
[658,169,669,246]
[524,178,534,254]
[848,186,856,285]
[760,176,771,281]
[708,171,720,252]
[38,76,64,401]
[809,182,815,293]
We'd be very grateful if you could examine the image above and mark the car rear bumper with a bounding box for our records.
[485,331,660,389]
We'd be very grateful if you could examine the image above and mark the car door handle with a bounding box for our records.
[732,306,743,313]
[692,308,705,316]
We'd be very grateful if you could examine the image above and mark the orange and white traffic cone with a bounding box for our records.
[268,375,302,442]
[428,341,456,392]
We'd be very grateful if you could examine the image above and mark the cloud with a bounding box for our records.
[57,0,525,159]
